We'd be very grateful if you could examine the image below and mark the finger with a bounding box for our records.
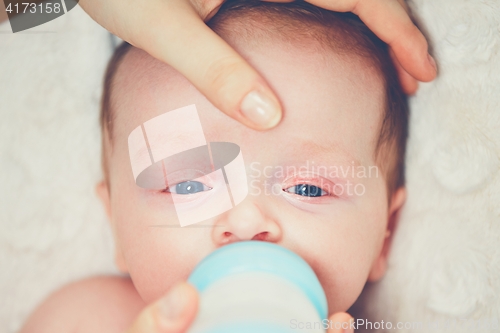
[126,282,198,333]
[302,0,437,82]
[327,312,355,333]
[389,48,418,95]
[128,1,282,130]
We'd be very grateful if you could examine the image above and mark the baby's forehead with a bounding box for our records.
[110,2,389,142]
[115,41,384,126]
[112,42,385,174]
[112,48,196,132]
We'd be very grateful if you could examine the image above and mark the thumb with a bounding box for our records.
[126,282,199,333]
[327,312,355,333]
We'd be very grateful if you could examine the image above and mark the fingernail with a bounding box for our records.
[240,90,281,129]
[158,284,189,322]
[428,53,437,72]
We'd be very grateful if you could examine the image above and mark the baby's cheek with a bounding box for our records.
[117,213,211,303]
[355,178,390,250]
[315,237,376,313]
[127,247,190,303]
[323,195,389,311]
[314,209,387,313]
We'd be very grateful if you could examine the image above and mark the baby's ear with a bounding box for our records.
[96,181,111,220]
[367,187,407,282]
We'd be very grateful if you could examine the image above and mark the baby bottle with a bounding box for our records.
[187,241,328,333]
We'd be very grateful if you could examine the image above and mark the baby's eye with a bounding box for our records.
[284,184,327,197]
[166,180,212,195]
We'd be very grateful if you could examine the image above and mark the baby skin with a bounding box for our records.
[20,7,406,333]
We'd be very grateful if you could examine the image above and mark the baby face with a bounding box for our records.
[98,38,405,314]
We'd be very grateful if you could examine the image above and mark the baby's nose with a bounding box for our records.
[212,201,281,245]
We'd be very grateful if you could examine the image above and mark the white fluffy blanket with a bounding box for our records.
[0,2,499,332]
[360,0,500,331]
[0,7,118,332]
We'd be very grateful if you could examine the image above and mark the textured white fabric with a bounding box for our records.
[360,0,500,331]
[0,6,118,333]
[0,1,499,333]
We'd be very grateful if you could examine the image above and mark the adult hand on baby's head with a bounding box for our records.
[79,0,282,131]
[126,282,198,333]
[79,0,436,131]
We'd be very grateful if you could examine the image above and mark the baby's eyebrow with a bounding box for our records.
[295,139,361,167]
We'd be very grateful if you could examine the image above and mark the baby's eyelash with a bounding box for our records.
[281,173,340,200]
[284,184,328,197]
[162,180,212,195]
